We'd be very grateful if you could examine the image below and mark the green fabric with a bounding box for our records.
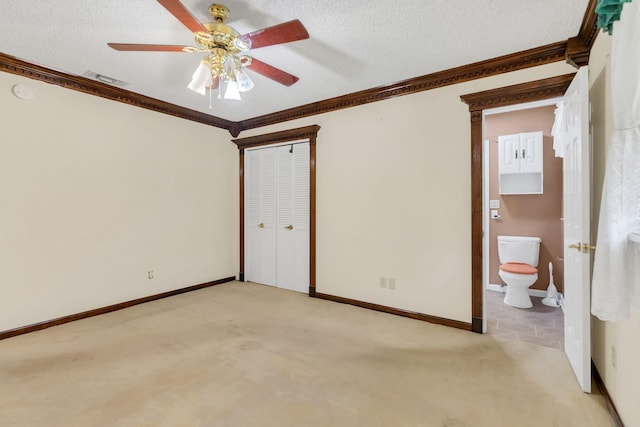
[596,0,633,34]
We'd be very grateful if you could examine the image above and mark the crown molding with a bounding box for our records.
[0,42,572,137]
[566,0,599,68]
[459,73,576,112]
[579,0,599,48]
[1,1,598,136]
[0,52,234,132]
[236,41,568,133]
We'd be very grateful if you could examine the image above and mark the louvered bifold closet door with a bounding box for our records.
[245,148,277,286]
[276,143,310,293]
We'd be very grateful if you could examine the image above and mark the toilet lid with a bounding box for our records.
[499,262,537,274]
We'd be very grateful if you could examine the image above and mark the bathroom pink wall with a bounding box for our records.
[485,105,564,292]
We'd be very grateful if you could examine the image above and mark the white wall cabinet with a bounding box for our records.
[498,131,543,194]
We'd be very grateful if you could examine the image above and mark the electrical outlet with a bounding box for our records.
[380,277,387,288]
[388,278,396,290]
[148,270,154,280]
[611,345,617,369]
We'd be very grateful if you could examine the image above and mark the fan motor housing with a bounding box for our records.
[196,23,249,54]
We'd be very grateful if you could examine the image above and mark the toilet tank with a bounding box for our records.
[497,235,541,266]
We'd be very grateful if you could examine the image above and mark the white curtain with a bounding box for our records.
[592,0,640,321]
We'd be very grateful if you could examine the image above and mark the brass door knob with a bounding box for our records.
[285,224,294,230]
[258,223,264,228]
[568,243,582,251]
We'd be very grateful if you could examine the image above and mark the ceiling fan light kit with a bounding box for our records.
[108,1,309,102]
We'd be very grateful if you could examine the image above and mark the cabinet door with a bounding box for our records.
[498,134,520,174]
[520,131,543,173]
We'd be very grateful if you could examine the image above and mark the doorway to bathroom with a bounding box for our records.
[462,69,592,392]
[482,100,566,350]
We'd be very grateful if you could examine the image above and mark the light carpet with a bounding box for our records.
[0,282,613,426]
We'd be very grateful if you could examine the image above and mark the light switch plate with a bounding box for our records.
[489,199,500,209]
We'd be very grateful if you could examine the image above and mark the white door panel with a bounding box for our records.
[244,142,310,293]
[260,149,278,286]
[277,144,310,293]
[563,66,591,393]
[245,148,277,286]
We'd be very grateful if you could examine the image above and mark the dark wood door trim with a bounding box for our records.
[232,125,320,295]
[239,149,245,281]
[460,74,575,333]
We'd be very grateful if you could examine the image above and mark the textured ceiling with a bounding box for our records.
[1,1,589,122]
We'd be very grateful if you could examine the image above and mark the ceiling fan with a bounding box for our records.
[108,0,309,100]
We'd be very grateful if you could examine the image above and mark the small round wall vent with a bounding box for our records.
[12,84,35,100]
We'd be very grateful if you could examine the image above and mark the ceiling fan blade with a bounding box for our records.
[241,20,309,50]
[156,0,208,33]
[108,43,191,52]
[246,57,299,86]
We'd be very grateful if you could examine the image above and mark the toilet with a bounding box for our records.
[497,235,541,308]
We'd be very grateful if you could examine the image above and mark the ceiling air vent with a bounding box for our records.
[83,70,128,87]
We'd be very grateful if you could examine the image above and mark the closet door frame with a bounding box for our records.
[232,125,321,296]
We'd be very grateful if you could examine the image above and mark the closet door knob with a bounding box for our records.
[582,244,596,253]
[258,223,264,228]
[285,224,294,230]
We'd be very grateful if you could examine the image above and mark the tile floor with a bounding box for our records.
[486,289,564,349]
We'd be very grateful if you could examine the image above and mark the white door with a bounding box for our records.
[276,143,310,293]
[244,142,310,293]
[245,148,277,286]
[562,66,591,393]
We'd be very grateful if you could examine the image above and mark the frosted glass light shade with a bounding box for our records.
[188,61,213,95]
[235,68,254,92]
[224,80,241,100]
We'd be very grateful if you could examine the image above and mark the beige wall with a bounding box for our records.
[589,32,640,427]
[0,72,238,331]
[238,61,575,323]
[3,35,636,426]
[485,106,565,292]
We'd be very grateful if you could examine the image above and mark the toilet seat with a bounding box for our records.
[499,262,537,275]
